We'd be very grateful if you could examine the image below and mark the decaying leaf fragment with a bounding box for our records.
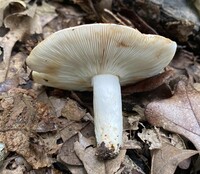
[145,80,200,151]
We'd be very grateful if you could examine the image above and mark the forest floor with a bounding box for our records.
[0,0,200,174]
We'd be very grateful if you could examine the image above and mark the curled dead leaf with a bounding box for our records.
[122,70,174,95]
[0,0,26,27]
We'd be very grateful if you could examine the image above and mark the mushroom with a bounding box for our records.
[26,23,177,159]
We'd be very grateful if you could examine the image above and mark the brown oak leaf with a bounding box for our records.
[145,80,200,151]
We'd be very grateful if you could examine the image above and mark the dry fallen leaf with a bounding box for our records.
[0,3,40,83]
[61,98,86,121]
[74,133,126,174]
[59,121,89,143]
[170,49,200,83]
[122,70,173,95]
[145,80,200,151]
[57,122,94,168]
[154,131,192,170]
[0,0,27,26]
[0,1,56,84]
[105,149,126,174]
[170,49,194,70]
[74,134,105,174]
[151,143,198,174]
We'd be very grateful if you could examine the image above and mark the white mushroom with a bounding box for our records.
[26,23,177,159]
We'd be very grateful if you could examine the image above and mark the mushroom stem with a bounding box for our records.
[92,74,123,159]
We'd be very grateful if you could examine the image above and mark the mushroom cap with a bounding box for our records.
[26,23,177,91]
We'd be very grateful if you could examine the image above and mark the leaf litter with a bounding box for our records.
[146,81,200,151]
[0,0,200,173]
